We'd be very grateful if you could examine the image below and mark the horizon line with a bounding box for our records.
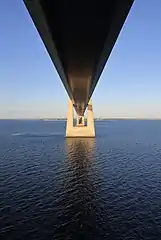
[0,117,161,120]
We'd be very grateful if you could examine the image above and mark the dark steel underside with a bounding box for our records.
[24,0,134,116]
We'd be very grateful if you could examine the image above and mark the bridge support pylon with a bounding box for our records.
[66,99,95,138]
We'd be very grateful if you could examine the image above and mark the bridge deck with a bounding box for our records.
[24,0,134,116]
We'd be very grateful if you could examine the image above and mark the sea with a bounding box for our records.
[1,119,161,240]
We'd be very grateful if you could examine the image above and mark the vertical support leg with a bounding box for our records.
[87,99,95,137]
[82,116,85,126]
[66,99,73,137]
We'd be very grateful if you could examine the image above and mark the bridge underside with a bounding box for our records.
[24,0,134,116]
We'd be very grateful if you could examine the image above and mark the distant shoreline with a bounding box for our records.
[0,118,161,121]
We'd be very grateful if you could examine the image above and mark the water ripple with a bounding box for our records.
[1,120,161,239]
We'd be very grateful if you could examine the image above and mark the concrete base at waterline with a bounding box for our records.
[66,99,95,138]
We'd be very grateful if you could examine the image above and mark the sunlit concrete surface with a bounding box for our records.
[66,99,95,137]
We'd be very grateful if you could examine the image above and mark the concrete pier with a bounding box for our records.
[66,99,95,138]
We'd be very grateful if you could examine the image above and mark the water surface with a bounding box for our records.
[1,120,161,239]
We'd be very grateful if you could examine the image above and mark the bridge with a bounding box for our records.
[24,0,134,137]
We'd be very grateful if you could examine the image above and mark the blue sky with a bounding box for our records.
[0,0,161,119]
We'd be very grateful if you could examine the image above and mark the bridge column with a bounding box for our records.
[66,99,95,137]
[66,99,73,137]
[87,99,95,137]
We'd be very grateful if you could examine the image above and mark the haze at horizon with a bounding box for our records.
[0,0,161,119]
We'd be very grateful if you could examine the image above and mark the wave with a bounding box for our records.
[12,132,63,137]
